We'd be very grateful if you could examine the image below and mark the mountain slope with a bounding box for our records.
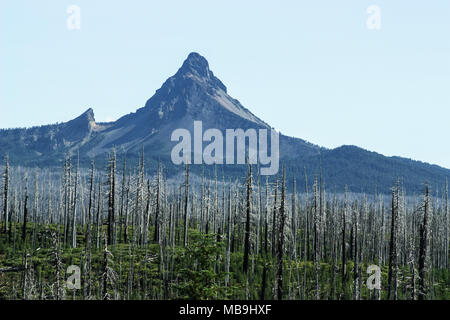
[0,52,449,193]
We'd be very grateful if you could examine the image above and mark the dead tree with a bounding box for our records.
[271,180,278,257]
[3,155,9,233]
[445,180,448,270]
[119,157,127,243]
[71,155,79,248]
[277,168,286,300]
[291,179,297,259]
[418,185,430,300]
[225,185,232,287]
[51,232,64,300]
[313,177,320,300]
[154,162,161,243]
[22,178,29,241]
[352,202,360,300]
[183,163,189,246]
[387,185,399,300]
[107,149,117,245]
[243,164,252,274]
[86,160,95,248]
[102,235,116,300]
[341,187,348,286]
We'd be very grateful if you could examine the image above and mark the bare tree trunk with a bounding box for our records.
[277,168,286,300]
[352,202,359,300]
[409,226,416,300]
[445,180,449,270]
[271,180,278,257]
[304,168,310,261]
[3,155,9,233]
[96,178,102,249]
[124,179,130,244]
[119,157,127,243]
[418,185,430,300]
[71,155,79,248]
[264,178,269,256]
[154,162,161,243]
[313,177,320,300]
[22,178,29,242]
[387,185,399,300]
[107,149,117,246]
[86,160,95,249]
[291,179,297,259]
[341,187,348,291]
[243,164,252,274]
[225,185,232,287]
[183,163,189,246]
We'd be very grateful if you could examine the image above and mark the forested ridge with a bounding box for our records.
[0,153,448,300]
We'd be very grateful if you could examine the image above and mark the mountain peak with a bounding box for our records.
[67,108,95,128]
[173,52,227,93]
[179,52,210,77]
[80,108,95,123]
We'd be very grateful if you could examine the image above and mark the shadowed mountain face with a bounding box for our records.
[0,52,449,193]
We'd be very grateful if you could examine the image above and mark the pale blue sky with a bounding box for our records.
[1,1,449,168]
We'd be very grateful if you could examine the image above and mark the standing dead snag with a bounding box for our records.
[271,180,278,257]
[409,221,416,300]
[387,184,399,300]
[183,163,189,247]
[331,191,338,300]
[445,180,449,270]
[144,179,151,245]
[341,186,348,288]
[3,155,9,233]
[96,177,102,249]
[256,170,262,256]
[71,154,79,248]
[243,164,252,274]
[51,232,64,300]
[63,155,72,246]
[22,251,36,300]
[418,185,430,300]
[102,235,117,300]
[264,177,269,256]
[225,185,232,287]
[277,167,286,300]
[86,160,95,248]
[352,201,359,300]
[85,160,95,298]
[304,168,310,261]
[154,162,161,243]
[107,149,117,245]
[291,179,297,259]
[313,177,320,300]
[22,177,29,241]
[119,157,127,243]
[124,178,130,244]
